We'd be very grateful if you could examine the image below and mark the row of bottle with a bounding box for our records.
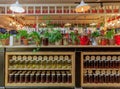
[9,55,72,69]
[84,55,120,68]
[9,70,72,83]
[83,70,120,83]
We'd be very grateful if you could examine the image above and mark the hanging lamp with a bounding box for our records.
[75,0,90,12]
[10,0,25,13]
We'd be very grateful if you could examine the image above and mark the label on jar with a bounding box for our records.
[85,56,90,60]
[107,56,111,60]
[96,56,101,60]
[12,56,17,60]
[59,56,64,60]
[101,56,106,60]
[49,56,53,60]
[54,56,59,60]
[28,56,32,60]
[43,56,48,60]
[65,56,69,60]
[23,56,27,60]
[112,56,117,60]
[38,56,42,60]
[17,56,22,60]
[33,56,38,60]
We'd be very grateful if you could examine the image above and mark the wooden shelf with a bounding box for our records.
[84,68,119,70]
[5,52,75,87]
[6,83,74,87]
[2,45,120,48]
[8,68,71,70]
[82,83,120,87]
[81,52,120,87]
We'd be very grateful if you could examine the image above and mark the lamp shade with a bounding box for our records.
[10,0,25,13]
[75,0,90,12]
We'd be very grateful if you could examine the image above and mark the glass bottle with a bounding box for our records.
[67,71,72,83]
[9,71,16,83]
[13,58,19,68]
[85,56,90,68]
[33,56,38,68]
[38,56,42,68]
[56,71,62,83]
[110,70,114,83]
[64,56,69,68]
[22,56,27,68]
[29,59,34,69]
[101,56,106,68]
[46,71,51,83]
[112,56,117,68]
[30,71,36,83]
[41,71,46,83]
[25,71,31,83]
[9,59,14,68]
[51,71,56,83]
[83,70,87,83]
[20,71,26,83]
[91,56,95,68]
[105,70,109,83]
[106,56,111,68]
[25,57,29,68]
[94,70,98,83]
[88,70,93,83]
[118,70,120,83]
[42,56,48,68]
[47,56,53,68]
[99,70,103,83]
[14,71,22,83]
[118,56,120,68]
[53,56,58,68]
[115,70,119,83]
[62,71,67,83]
[35,71,41,83]
[17,56,22,68]
[96,56,101,68]
[27,56,32,68]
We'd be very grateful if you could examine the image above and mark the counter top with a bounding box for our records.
[1,45,120,48]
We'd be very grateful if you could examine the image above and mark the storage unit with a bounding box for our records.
[81,52,120,87]
[5,52,75,87]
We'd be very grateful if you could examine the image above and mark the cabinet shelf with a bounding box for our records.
[6,83,74,86]
[5,52,75,87]
[84,68,119,70]
[82,83,120,87]
[81,52,120,87]
[8,68,71,70]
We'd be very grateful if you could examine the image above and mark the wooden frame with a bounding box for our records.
[81,52,120,87]
[5,52,75,87]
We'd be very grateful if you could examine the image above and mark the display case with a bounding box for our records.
[5,52,75,87]
[81,52,120,87]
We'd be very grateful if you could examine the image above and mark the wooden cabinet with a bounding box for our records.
[5,52,75,86]
[81,52,120,87]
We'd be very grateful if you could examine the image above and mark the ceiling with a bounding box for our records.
[0,0,120,4]
[0,0,119,30]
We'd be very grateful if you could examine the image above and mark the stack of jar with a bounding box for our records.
[83,70,120,83]
[84,55,120,68]
[9,55,72,69]
[9,70,72,83]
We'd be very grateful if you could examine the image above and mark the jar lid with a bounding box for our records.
[85,56,90,60]
[38,56,42,60]
[101,56,106,60]
[12,55,17,60]
[96,56,101,60]
[107,56,111,60]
